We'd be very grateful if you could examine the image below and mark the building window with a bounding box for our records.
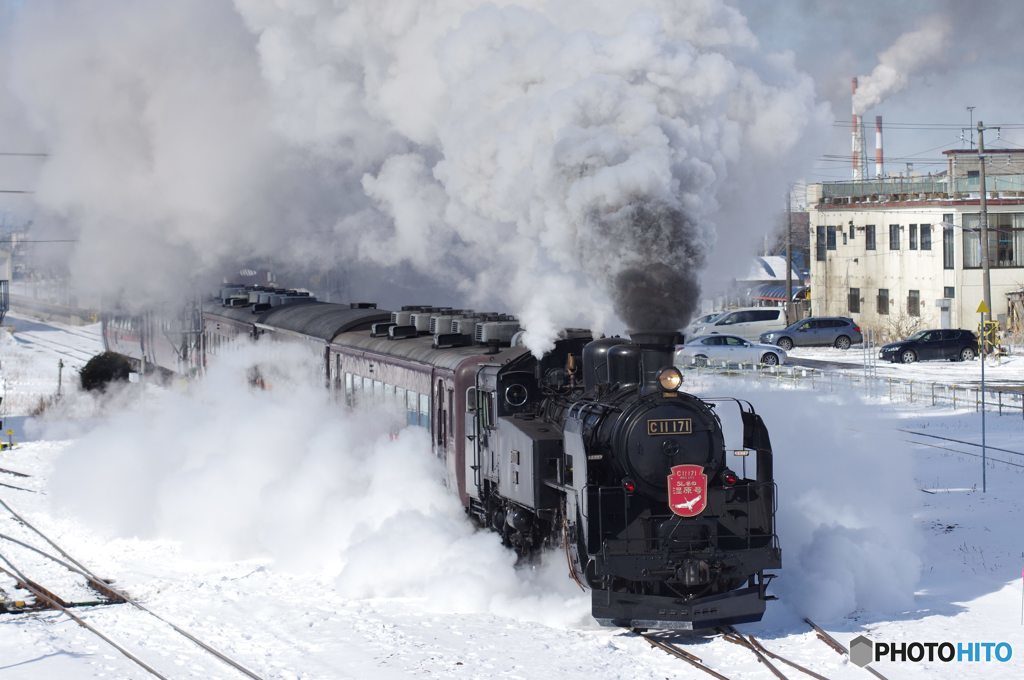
[907,290,920,317]
[826,225,837,250]
[849,222,855,240]
[944,286,955,298]
[866,225,876,250]
[877,289,889,315]
[962,212,1024,268]
[909,224,918,250]
[889,224,900,250]
[921,224,932,250]
[848,287,860,313]
[842,232,848,246]
[943,214,954,269]
[816,225,826,261]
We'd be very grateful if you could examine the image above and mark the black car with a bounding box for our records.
[878,329,978,363]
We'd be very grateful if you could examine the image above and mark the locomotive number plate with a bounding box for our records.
[646,418,692,436]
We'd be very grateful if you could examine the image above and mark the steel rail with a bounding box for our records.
[0,552,170,680]
[0,531,124,602]
[641,632,732,680]
[805,619,889,680]
[719,627,789,680]
[0,497,266,680]
[902,437,1024,470]
[898,428,1024,457]
[746,633,832,680]
[0,480,36,493]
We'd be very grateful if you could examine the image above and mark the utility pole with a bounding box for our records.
[785,188,794,324]
[977,121,995,349]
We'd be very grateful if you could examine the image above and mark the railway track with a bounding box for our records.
[12,330,98,364]
[806,619,890,680]
[0,496,266,679]
[900,428,1024,470]
[640,619,894,679]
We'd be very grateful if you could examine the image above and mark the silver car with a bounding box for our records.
[760,316,863,350]
[675,334,788,367]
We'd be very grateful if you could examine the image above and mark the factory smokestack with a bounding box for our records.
[851,78,864,180]
[875,115,884,178]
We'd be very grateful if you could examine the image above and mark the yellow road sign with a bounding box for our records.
[976,300,990,314]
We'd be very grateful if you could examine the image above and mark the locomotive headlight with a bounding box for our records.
[656,366,683,391]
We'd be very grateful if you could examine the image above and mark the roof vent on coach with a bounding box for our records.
[388,325,418,340]
[433,332,473,349]
[409,311,435,334]
[474,320,520,345]
[451,316,482,334]
[372,322,396,337]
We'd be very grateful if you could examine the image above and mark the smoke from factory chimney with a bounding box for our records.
[850,77,868,181]
[875,115,884,178]
[851,78,861,180]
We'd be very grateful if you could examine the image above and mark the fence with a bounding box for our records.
[686,359,1024,420]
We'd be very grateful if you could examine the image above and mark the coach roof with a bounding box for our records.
[256,302,391,341]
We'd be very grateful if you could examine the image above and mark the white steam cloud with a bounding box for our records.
[7,0,828,353]
[707,378,921,622]
[852,15,951,115]
[45,342,588,627]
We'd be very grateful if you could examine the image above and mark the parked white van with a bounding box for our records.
[688,307,787,342]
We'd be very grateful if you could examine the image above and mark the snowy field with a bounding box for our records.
[1,314,1023,679]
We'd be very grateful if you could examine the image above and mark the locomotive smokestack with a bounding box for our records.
[629,330,680,385]
[875,115,884,178]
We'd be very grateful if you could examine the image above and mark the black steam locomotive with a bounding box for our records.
[105,289,780,629]
[470,328,779,630]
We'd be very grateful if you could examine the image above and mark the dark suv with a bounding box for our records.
[878,329,978,363]
[760,317,863,350]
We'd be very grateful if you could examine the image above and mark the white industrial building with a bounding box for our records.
[807,147,1024,338]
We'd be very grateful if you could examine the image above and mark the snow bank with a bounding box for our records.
[45,341,588,627]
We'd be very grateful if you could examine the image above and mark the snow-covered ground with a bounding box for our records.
[1,314,1023,679]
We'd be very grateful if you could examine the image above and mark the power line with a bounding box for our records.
[0,239,76,243]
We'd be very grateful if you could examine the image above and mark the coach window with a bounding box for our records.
[406,391,418,427]
[478,390,495,430]
[419,394,430,429]
[448,389,454,436]
[345,372,353,398]
[436,380,445,446]
[396,387,406,411]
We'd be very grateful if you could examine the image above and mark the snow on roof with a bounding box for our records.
[742,256,799,282]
